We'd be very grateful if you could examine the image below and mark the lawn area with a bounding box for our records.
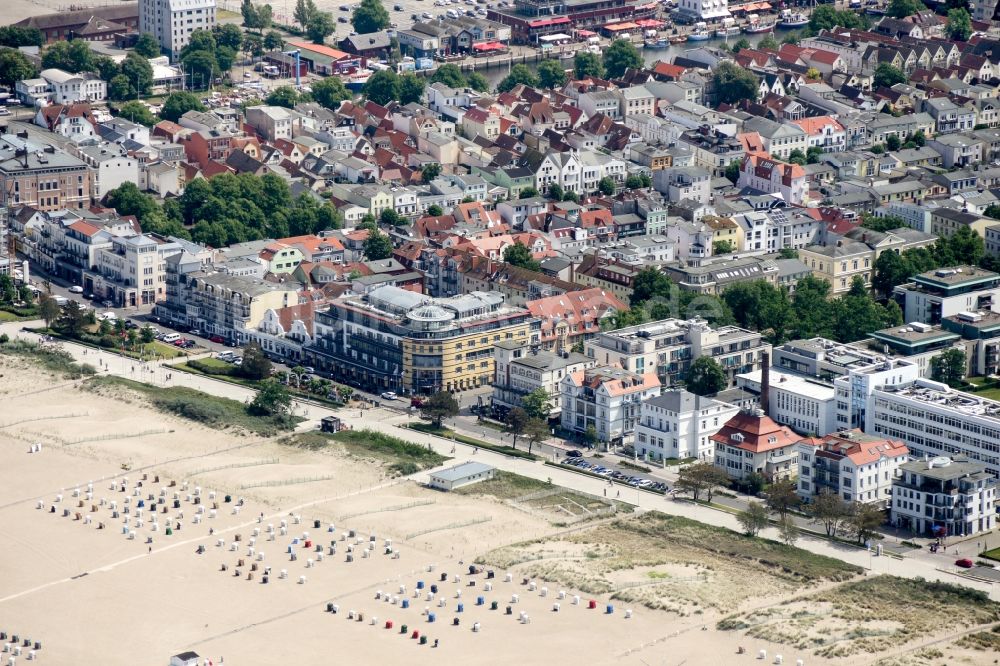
[980,546,1000,562]
[721,576,1000,660]
[173,361,347,408]
[455,470,551,499]
[408,422,539,460]
[283,429,448,476]
[144,341,189,359]
[84,375,301,436]
[0,311,18,322]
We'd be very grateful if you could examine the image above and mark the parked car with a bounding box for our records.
[380,391,398,400]
[566,450,583,458]
[955,558,975,568]
[69,285,83,293]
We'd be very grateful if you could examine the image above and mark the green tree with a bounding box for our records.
[538,58,567,89]
[573,50,604,79]
[602,39,642,79]
[117,101,157,125]
[547,182,564,201]
[182,27,217,56]
[861,213,906,233]
[215,44,237,72]
[306,11,335,44]
[398,73,425,104]
[598,176,616,196]
[140,326,155,344]
[713,240,734,255]
[0,274,15,304]
[505,406,529,447]
[887,0,926,17]
[778,248,798,259]
[214,23,244,51]
[57,301,87,338]
[778,514,799,546]
[949,224,986,266]
[686,356,727,396]
[764,478,801,520]
[872,248,913,297]
[874,63,906,89]
[362,69,399,105]
[352,0,390,34]
[108,75,136,101]
[240,341,273,380]
[712,61,760,105]
[422,163,442,182]
[181,50,218,88]
[985,204,1000,221]
[503,241,541,271]
[160,91,206,122]
[885,134,901,152]
[241,0,273,32]
[380,208,402,227]
[41,39,93,72]
[730,37,751,53]
[363,229,394,260]
[809,5,868,31]
[524,417,549,454]
[426,204,444,217]
[311,76,352,109]
[521,388,552,420]
[497,63,539,93]
[134,32,161,58]
[294,0,318,29]
[0,48,37,87]
[0,26,43,48]
[266,85,301,108]
[757,35,778,50]
[847,502,884,545]
[930,348,967,388]
[249,379,292,417]
[516,186,538,199]
[629,266,671,306]
[724,279,793,342]
[724,159,741,185]
[737,502,769,537]
[806,146,823,164]
[582,424,598,449]
[263,30,285,51]
[787,149,807,166]
[466,71,490,92]
[430,63,467,88]
[676,462,731,501]
[420,390,459,428]
[39,296,60,329]
[93,55,121,82]
[120,51,154,96]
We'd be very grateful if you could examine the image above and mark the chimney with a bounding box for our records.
[760,350,770,415]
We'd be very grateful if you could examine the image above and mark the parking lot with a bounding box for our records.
[558,455,672,495]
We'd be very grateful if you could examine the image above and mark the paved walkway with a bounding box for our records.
[5,321,998,601]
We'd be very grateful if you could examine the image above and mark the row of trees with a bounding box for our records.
[873,224,986,297]
[428,64,490,94]
[363,69,426,106]
[104,173,344,246]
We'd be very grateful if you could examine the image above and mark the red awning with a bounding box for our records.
[473,41,506,51]
[577,29,597,37]
[635,18,666,27]
[528,16,571,28]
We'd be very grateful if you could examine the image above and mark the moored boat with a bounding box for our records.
[688,22,711,41]
[777,9,809,28]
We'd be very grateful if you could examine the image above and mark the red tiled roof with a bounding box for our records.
[711,412,798,454]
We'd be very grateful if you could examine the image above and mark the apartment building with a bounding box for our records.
[140,0,217,57]
[634,389,739,462]
[943,310,1000,377]
[84,234,176,307]
[560,365,661,448]
[796,430,909,507]
[585,317,770,390]
[491,340,595,419]
[525,288,627,354]
[869,378,1000,479]
[737,368,837,437]
[0,135,91,212]
[173,272,300,341]
[890,456,996,537]
[894,266,1000,324]
[310,286,531,395]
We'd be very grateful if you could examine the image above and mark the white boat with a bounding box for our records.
[743,13,776,33]
[688,21,711,41]
[777,9,809,28]
[715,17,741,38]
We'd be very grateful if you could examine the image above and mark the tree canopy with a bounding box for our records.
[945,8,972,41]
[886,0,926,18]
[602,39,642,79]
[685,357,727,396]
[538,59,568,89]
[363,229,394,260]
[498,64,539,93]
[809,6,868,31]
[307,12,336,44]
[930,348,967,388]
[0,26,43,48]
[42,39,94,72]
[160,91,206,122]
[116,101,157,126]
[420,391,459,428]
[874,63,906,89]
[311,76,352,109]
[352,0,390,34]
[503,241,541,272]
[0,48,37,87]
[712,61,760,105]
[574,51,604,79]
[134,32,161,58]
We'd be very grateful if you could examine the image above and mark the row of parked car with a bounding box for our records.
[559,457,670,493]
[215,351,243,366]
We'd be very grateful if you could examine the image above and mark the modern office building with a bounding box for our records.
[893,266,1000,325]
[634,389,739,462]
[737,368,837,437]
[870,378,1000,479]
[943,310,1000,377]
[559,365,661,448]
[796,430,909,507]
[310,286,532,395]
[140,0,216,58]
[890,456,996,537]
[584,317,770,390]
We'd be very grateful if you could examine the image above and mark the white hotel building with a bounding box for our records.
[140,0,217,58]
[890,456,996,538]
[634,389,739,462]
[737,368,837,437]
[869,378,1000,479]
